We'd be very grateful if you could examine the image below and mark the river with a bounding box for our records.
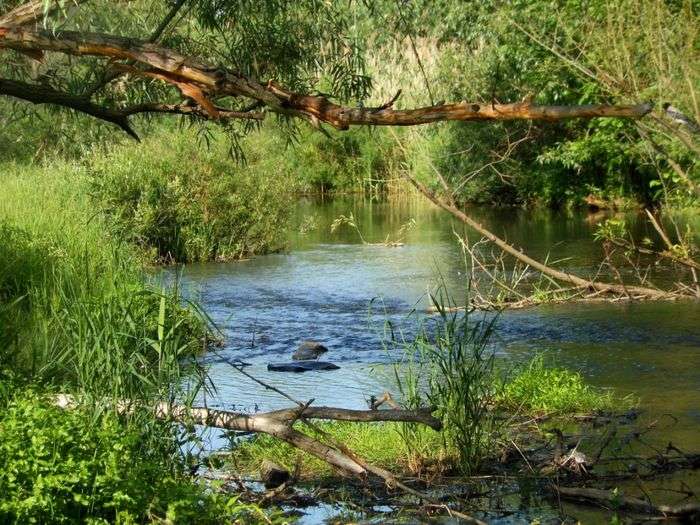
[180,196,699,522]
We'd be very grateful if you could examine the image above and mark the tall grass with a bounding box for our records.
[0,161,206,401]
[391,289,501,476]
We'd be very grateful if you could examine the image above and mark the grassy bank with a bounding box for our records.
[0,163,285,523]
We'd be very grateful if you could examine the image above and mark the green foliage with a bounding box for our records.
[499,355,632,415]
[88,129,290,263]
[0,162,207,398]
[0,391,276,524]
[393,291,500,476]
[279,126,399,194]
[230,421,443,478]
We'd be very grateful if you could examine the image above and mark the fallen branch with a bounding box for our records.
[54,394,440,478]
[556,486,700,518]
[404,175,682,301]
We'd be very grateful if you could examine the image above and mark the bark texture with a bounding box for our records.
[0,25,653,136]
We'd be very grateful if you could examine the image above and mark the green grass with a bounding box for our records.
[229,421,445,478]
[0,160,208,399]
[0,160,285,523]
[498,355,635,415]
[229,354,633,480]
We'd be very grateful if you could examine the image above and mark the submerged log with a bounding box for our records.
[557,486,700,518]
[267,361,339,372]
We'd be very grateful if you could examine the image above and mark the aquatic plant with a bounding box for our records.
[391,288,501,476]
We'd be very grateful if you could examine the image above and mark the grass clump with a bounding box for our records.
[392,292,501,476]
[499,355,632,415]
[0,162,281,522]
[88,129,290,263]
[230,421,443,478]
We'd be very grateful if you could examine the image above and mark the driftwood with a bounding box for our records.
[556,486,700,518]
[54,393,488,523]
[54,394,439,478]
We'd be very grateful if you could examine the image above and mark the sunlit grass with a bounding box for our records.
[498,355,636,415]
[0,162,207,399]
[229,421,445,478]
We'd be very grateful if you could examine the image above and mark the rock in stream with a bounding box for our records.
[267,361,340,372]
[292,341,329,360]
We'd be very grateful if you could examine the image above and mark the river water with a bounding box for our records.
[181,196,699,521]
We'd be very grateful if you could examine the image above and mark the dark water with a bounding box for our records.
[181,196,699,522]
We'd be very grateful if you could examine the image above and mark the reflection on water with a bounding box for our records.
[179,196,699,462]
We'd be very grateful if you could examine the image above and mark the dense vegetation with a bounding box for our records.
[2,1,695,208]
[0,0,696,522]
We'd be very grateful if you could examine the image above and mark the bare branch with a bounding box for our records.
[0,28,653,132]
[54,394,441,477]
[0,77,264,139]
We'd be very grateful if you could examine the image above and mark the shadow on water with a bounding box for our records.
[176,195,699,522]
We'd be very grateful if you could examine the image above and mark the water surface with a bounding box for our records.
[181,196,699,520]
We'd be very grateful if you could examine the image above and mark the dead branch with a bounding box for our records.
[405,174,680,301]
[0,77,263,139]
[556,486,700,518]
[54,394,440,478]
[0,27,653,136]
[0,0,87,27]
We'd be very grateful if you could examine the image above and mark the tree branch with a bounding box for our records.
[403,172,678,300]
[0,77,264,139]
[54,394,441,477]
[0,76,140,138]
[0,27,653,132]
[0,0,88,27]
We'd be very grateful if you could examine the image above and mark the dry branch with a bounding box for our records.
[0,26,653,136]
[0,0,87,27]
[0,77,263,139]
[54,394,440,478]
[404,176,681,301]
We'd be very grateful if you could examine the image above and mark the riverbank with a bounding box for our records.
[0,163,283,523]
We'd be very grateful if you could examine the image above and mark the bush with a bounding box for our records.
[0,392,275,524]
[88,129,290,263]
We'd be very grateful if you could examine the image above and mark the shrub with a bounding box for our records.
[88,130,290,263]
[0,392,275,524]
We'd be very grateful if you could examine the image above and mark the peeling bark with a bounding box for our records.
[0,27,653,135]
